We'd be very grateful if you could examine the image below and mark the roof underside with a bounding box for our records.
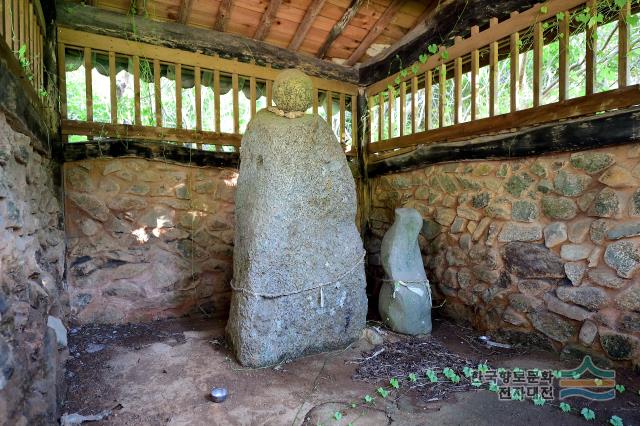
[80,0,434,66]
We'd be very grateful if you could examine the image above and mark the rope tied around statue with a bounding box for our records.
[381,277,433,307]
[229,251,367,307]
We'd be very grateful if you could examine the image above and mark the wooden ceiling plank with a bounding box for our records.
[254,0,283,41]
[288,0,327,51]
[177,0,194,24]
[316,0,366,59]
[214,0,234,32]
[345,0,408,66]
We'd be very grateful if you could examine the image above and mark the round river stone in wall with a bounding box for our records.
[272,69,313,113]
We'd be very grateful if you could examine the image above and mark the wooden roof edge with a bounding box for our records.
[55,0,359,85]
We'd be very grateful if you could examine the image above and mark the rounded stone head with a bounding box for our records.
[394,208,423,238]
[272,69,313,113]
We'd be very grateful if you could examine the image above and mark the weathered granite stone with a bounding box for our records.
[579,320,598,346]
[379,208,431,335]
[496,163,509,178]
[435,207,456,226]
[442,195,457,208]
[517,279,551,296]
[421,220,441,240]
[457,268,473,289]
[272,69,313,112]
[564,262,586,286]
[68,192,110,222]
[598,165,637,188]
[537,179,553,194]
[509,294,543,313]
[471,192,490,208]
[457,205,482,221]
[485,199,511,220]
[66,167,95,193]
[560,244,592,261]
[450,216,467,234]
[629,188,640,217]
[556,286,610,311]
[615,286,640,312]
[570,152,615,174]
[505,173,533,197]
[600,330,638,360]
[511,200,538,222]
[459,233,472,251]
[498,222,542,242]
[530,162,547,178]
[588,246,602,268]
[606,221,640,240]
[472,217,491,241]
[502,242,565,278]
[568,219,591,243]
[502,306,528,326]
[588,188,619,218]
[541,195,577,220]
[554,170,591,197]
[619,312,640,333]
[227,107,366,367]
[139,205,174,228]
[577,190,597,212]
[544,293,591,321]
[604,240,640,278]
[529,310,579,342]
[446,247,467,266]
[588,268,627,289]
[107,195,147,211]
[590,219,609,244]
[543,222,567,248]
[46,316,67,348]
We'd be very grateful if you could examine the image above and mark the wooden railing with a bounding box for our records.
[1,0,45,94]
[57,28,359,153]
[365,0,640,159]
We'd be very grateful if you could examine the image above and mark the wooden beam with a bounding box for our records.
[288,0,327,51]
[368,84,640,154]
[56,1,358,84]
[254,0,282,41]
[368,107,640,177]
[344,0,407,66]
[213,0,233,32]
[316,0,366,59]
[177,0,194,24]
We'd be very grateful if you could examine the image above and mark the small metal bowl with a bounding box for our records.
[210,387,228,403]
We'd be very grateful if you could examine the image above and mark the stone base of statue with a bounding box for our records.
[226,71,367,367]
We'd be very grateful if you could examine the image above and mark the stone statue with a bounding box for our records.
[379,208,432,335]
[226,69,367,368]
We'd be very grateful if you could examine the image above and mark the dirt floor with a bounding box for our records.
[62,318,640,425]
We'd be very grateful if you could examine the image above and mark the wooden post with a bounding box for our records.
[618,0,630,88]
[214,69,220,132]
[29,1,33,79]
[175,63,182,128]
[377,92,383,141]
[266,65,273,107]
[4,0,11,48]
[312,87,318,114]
[133,55,141,125]
[470,25,479,121]
[425,70,432,130]
[250,75,256,118]
[12,0,18,51]
[84,47,93,122]
[232,71,239,134]
[339,92,345,144]
[153,59,162,127]
[355,90,370,236]
[533,21,542,107]
[388,86,394,137]
[411,75,417,133]
[195,66,202,131]
[489,17,498,116]
[399,81,405,136]
[326,90,333,131]
[559,10,569,101]
[510,12,519,112]
[18,0,24,52]
[109,51,117,124]
[454,36,462,124]
[438,62,445,127]
[585,0,596,95]
[351,93,357,152]
[57,41,67,119]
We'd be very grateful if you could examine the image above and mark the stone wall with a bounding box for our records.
[64,158,237,324]
[368,143,640,365]
[0,112,66,423]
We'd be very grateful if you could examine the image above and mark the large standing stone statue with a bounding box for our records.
[379,208,432,335]
[226,69,367,367]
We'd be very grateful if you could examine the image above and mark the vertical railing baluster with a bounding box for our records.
[153,58,162,127]
[195,66,202,131]
[109,51,117,124]
[510,12,519,112]
[559,10,569,101]
[214,69,220,132]
[618,0,630,88]
[470,26,479,121]
[351,93,357,152]
[12,0,19,51]
[585,0,596,95]
[411,75,417,134]
[438,61,445,127]
[18,0,23,52]
[84,47,93,122]
[250,75,256,119]
[232,71,239,134]
[4,0,12,48]
[326,90,333,131]
[388,86,394,138]
[339,92,345,145]
[425,70,432,130]
[454,36,462,124]
[489,17,498,116]
[57,41,67,120]
[377,92,383,141]
[175,63,182,129]
[312,87,318,114]
[266,64,273,107]
[533,21,543,107]
[133,55,141,125]
[399,81,405,136]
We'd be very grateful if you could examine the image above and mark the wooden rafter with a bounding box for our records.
[177,0,194,24]
[345,0,408,66]
[316,0,366,59]
[288,0,327,51]
[214,0,233,32]
[254,0,283,41]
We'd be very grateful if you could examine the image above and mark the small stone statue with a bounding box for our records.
[378,208,432,335]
